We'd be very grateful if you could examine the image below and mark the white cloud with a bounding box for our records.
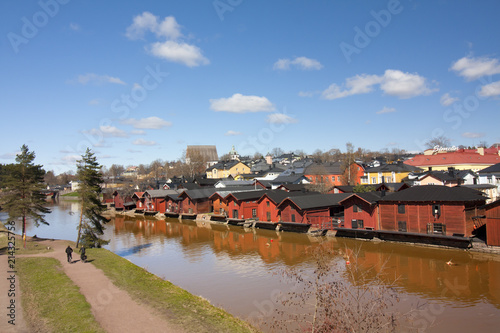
[88,99,102,105]
[61,155,80,163]
[74,73,126,85]
[150,41,209,67]
[380,70,435,98]
[131,129,146,135]
[122,116,172,129]
[298,91,317,97]
[69,23,80,31]
[210,93,275,113]
[322,70,435,100]
[450,56,500,81]
[273,56,323,70]
[132,83,142,90]
[462,132,484,138]
[133,138,157,146]
[440,93,459,106]
[126,12,208,67]
[322,74,382,99]
[225,130,242,136]
[478,80,500,97]
[376,107,396,114]
[85,126,128,138]
[126,12,182,40]
[266,113,298,124]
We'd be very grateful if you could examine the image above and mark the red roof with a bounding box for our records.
[405,151,500,168]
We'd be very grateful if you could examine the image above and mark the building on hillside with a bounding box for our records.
[404,146,500,172]
[206,160,251,179]
[361,163,422,185]
[304,162,344,186]
[478,163,500,202]
[270,174,310,189]
[186,145,218,167]
[412,169,477,187]
[228,145,240,161]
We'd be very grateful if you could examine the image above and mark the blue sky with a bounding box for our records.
[2,0,500,174]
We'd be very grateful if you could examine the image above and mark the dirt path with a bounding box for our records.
[1,238,183,333]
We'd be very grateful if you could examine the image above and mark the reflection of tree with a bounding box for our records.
[269,245,408,333]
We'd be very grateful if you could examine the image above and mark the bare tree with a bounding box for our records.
[267,245,409,333]
[425,136,451,149]
[150,159,164,180]
[271,147,285,157]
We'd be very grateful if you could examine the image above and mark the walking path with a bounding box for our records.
[0,238,183,333]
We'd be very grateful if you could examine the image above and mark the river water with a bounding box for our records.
[2,200,500,332]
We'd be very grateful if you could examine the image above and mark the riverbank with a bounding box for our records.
[0,225,258,333]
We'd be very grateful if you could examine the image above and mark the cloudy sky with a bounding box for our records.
[1,0,500,173]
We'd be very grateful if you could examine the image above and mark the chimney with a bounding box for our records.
[448,167,455,177]
[477,147,485,156]
[428,167,432,171]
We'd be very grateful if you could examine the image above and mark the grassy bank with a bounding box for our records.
[87,248,259,333]
[17,257,105,333]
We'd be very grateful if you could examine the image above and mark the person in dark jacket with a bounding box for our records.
[65,245,73,263]
[79,246,87,263]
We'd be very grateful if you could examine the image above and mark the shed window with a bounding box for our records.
[432,204,441,217]
[266,201,270,207]
[353,204,362,213]
[398,221,407,232]
[252,209,257,218]
[352,219,364,229]
[291,214,296,222]
[267,212,271,221]
[433,223,446,235]
[398,204,405,214]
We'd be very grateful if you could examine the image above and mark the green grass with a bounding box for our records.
[0,224,55,255]
[61,192,80,197]
[87,248,259,333]
[17,257,105,333]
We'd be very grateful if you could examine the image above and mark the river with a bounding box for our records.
[2,200,500,332]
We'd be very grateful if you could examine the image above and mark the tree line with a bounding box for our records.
[0,145,108,248]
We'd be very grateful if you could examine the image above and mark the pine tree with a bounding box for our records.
[75,148,109,248]
[0,145,51,247]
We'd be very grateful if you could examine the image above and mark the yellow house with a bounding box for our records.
[206,161,250,179]
[361,163,422,185]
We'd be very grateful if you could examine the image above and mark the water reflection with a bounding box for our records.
[3,203,500,332]
[110,215,500,311]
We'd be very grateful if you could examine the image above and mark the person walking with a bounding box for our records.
[65,245,73,263]
[79,246,87,263]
